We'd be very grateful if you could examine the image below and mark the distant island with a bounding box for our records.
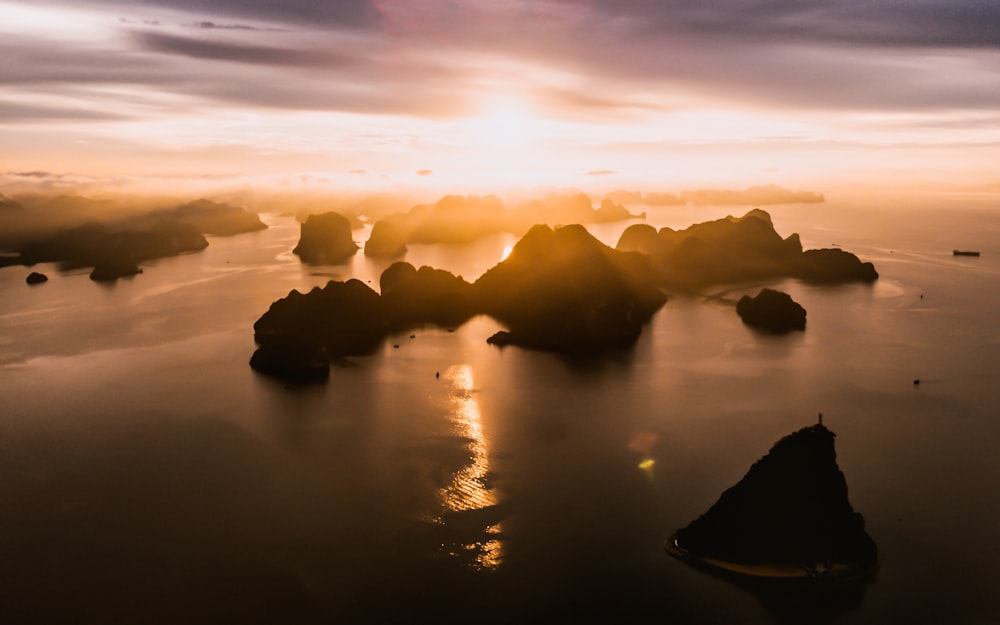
[1,195,266,281]
[364,192,644,255]
[616,208,877,292]
[292,211,359,265]
[604,185,825,207]
[667,423,877,580]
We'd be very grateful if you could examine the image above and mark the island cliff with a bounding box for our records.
[2,195,266,280]
[18,220,208,281]
[292,212,359,264]
[363,192,644,253]
[736,288,807,333]
[668,424,877,579]
[617,209,877,291]
[474,224,665,352]
[251,223,667,382]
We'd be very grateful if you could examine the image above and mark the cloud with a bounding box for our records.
[586,169,617,177]
[56,0,378,30]
[416,169,433,176]
[0,100,128,122]
[567,0,1000,50]
[187,21,269,31]
[10,170,57,178]
[133,31,354,67]
[119,17,161,26]
[5,0,1000,141]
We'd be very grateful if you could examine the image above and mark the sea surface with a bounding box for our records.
[1,192,999,624]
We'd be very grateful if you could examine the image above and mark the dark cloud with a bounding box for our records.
[77,0,378,29]
[188,21,268,31]
[0,32,470,118]
[0,100,128,122]
[571,0,1000,50]
[364,1,1000,113]
[12,171,57,178]
[133,32,354,67]
[0,36,179,87]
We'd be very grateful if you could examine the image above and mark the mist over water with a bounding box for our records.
[2,194,999,623]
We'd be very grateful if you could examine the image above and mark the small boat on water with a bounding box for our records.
[953,250,980,257]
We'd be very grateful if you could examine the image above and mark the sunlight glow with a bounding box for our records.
[500,244,513,261]
[469,97,536,149]
[438,364,502,571]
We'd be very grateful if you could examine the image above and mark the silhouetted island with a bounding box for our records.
[251,223,667,382]
[292,211,359,264]
[474,223,665,352]
[1,194,267,280]
[381,262,477,328]
[617,208,877,291]
[736,288,806,333]
[17,220,208,281]
[680,185,825,206]
[148,199,267,236]
[363,219,408,258]
[25,271,48,285]
[667,423,877,580]
[363,192,645,252]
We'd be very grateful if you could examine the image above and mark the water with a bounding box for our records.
[1,193,999,624]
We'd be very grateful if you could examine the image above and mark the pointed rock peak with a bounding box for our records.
[668,423,877,580]
[742,208,773,224]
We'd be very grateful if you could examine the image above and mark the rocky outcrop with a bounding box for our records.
[680,185,825,206]
[19,222,111,268]
[89,254,141,282]
[25,271,47,285]
[380,262,476,328]
[157,199,267,236]
[364,219,408,258]
[796,249,878,284]
[248,334,330,384]
[251,223,669,382]
[668,424,877,579]
[616,209,876,291]
[473,224,666,352]
[362,192,646,254]
[17,220,208,281]
[510,193,644,228]
[736,289,806,333]
[292,212,359,264]
[253,279,388,358]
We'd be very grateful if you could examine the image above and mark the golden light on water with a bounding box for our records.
[629,432,659,478]
[438,364,502,570]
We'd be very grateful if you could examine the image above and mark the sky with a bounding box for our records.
[2,0,999,196]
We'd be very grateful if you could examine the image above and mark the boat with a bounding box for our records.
[953,250,980,256]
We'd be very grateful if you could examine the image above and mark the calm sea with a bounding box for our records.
[1,192,998,624]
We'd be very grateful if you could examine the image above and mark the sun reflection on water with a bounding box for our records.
[437,364,502,571]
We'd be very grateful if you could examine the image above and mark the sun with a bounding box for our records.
[469,96,536,149]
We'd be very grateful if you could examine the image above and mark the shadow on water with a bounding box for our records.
[549,342,642,376]
[683,557,877,625]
